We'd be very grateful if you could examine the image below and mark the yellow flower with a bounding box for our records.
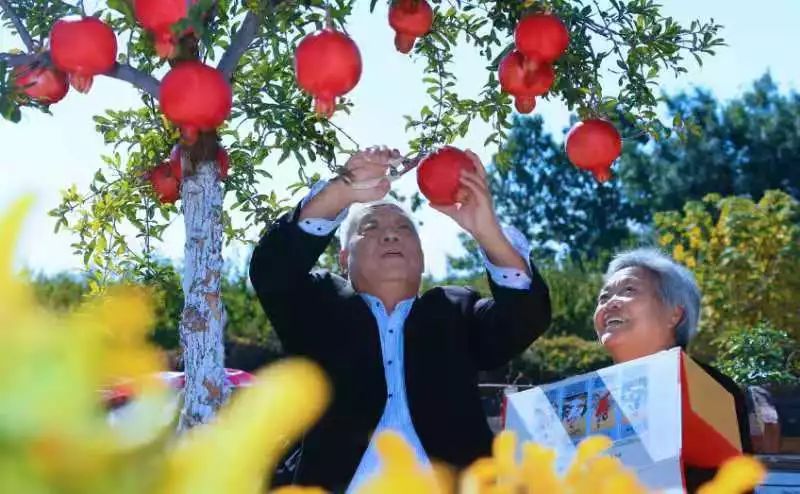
[673,243,686,261]
[159,358,330,494]
[356,431,450,494]
[697,456,766,494]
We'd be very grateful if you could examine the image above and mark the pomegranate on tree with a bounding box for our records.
[416,146,477,206]
[388,0,434,54]
[159,61,232,144]
[12,65,69,104]
[133,0,197,59]
[49,16,118,93]
[565,119,622,182]
[216,147,230,180]
[294,27,362,118]
[498,50,555,113]
[515,13,569,64]
[148,161,181,204]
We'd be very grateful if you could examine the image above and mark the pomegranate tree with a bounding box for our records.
[565,119,622,182]
[169,144,230,181]
[498,50,555,113]
[12,65,69,104]
[159,61,232,144]
[49,17,117,94]
[134,0,197,59]
[515,13,570,64]
[388,0,434,54]
[416,146,477,205]
[294,27,362,118]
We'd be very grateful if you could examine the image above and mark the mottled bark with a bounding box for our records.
[178,160,230,431]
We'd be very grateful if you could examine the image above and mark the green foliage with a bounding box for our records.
[618,73,800,219]
[510,335,612,385]
[540,257,604,340]
[655,190,800,359]
[714,321,800,388]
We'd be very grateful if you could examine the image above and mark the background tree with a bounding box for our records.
[714,321,799,388]
[655,190,800,359]
[1,0,723,426]
[449,115,645,269]
[618,73,800,219]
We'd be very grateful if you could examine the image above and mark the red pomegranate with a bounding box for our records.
[12,65,69,104]
[388,0,434,54]
[148,161,181,203]
[217,147,230,180]
[49,17,118,93]
[416,146,477,205]
[294,28,362,118]
[515,13,569,64]
[159,61,232,144]
[565,119,622,182]
[498,50,555,113]
[133,0,197,59]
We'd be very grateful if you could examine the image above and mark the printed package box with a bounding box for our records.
[503,347,743,493]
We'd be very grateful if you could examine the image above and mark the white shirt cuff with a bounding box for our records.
[297,179,349,236]
[480,224,533,289]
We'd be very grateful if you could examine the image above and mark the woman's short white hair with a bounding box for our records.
[604,248,701,348]
[337,200,417,249]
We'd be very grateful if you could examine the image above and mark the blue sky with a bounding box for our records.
[1,0,799,280]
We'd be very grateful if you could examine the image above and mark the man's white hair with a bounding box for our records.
[338,200,417,250]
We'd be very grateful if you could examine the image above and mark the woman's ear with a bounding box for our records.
[671,305,686,331]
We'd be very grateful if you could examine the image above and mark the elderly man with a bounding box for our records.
[250,146,551,491]
[593,248,752,492]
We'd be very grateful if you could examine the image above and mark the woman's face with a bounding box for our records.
[593,266,684,363]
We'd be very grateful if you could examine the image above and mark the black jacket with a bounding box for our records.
[249,204,552,491]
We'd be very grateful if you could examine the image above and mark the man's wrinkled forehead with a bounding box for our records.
[357,204,413,229]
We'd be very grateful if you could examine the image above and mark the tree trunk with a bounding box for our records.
[178,160,230,431]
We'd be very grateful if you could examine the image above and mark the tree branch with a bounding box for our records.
[0,51,39,66]
[0,0,36,52]
[217,10,260,79]
[1,51,160,99]
[106,63,160,99]
[217,0,293,79]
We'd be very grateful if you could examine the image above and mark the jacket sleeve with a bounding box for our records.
[466,262,551,370]
[248,203,337,355]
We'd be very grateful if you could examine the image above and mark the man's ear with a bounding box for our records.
[338,248,349,276]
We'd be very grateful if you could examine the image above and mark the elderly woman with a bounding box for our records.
[593,248,753,492]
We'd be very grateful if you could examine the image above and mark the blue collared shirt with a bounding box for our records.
[296,180,534,490]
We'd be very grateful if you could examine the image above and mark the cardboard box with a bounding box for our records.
[503,347,742,493]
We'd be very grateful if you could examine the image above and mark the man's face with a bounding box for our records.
[342,205,424,291]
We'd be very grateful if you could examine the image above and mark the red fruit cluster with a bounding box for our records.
[499,13,569,114]
[12,64,69,104]
[388,0,434,54]
[294,27,362,119]
[148,145,230,204]
[159,61,232,144]
[49,16,118,94]
[416,146,476,206]
[134,0,197,59]
[565,119,622,182]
